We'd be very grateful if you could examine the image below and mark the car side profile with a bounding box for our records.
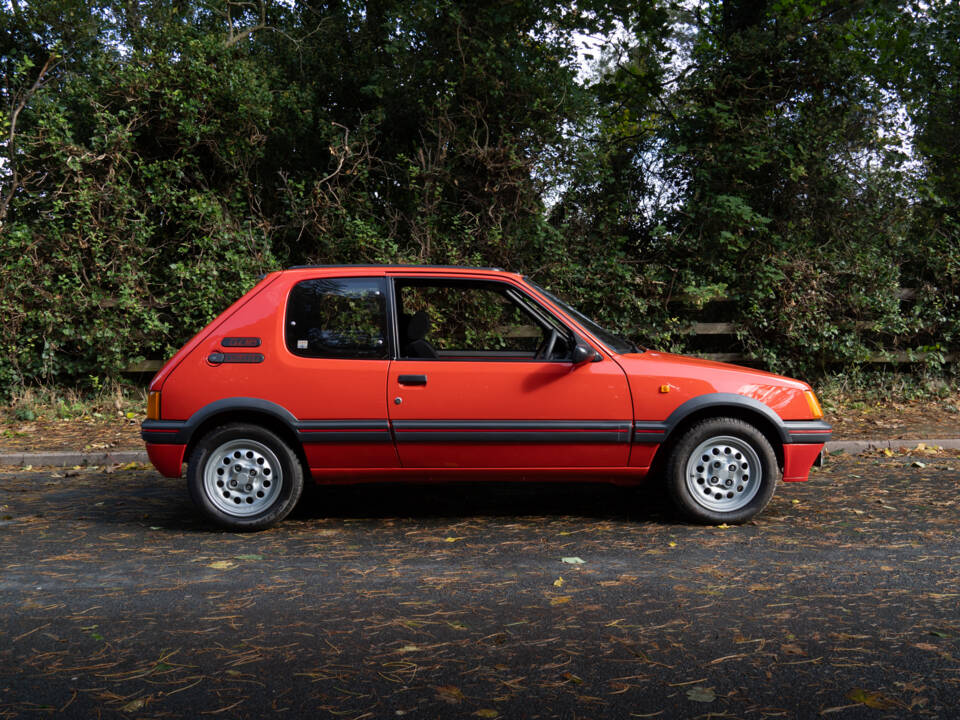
[141,265,831,530]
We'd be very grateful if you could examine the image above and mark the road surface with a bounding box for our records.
[1,452,958,718]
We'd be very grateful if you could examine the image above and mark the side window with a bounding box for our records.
[286,277,388,359]
[396,280,572,359]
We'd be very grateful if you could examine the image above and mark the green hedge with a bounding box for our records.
[1,0,957,394]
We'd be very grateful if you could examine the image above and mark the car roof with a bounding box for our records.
[280,264,524,281]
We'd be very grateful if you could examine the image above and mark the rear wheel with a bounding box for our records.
[666,417,779,524]
[187,423,303,531]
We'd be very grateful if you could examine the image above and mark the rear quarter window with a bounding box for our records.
[285,277,388,359]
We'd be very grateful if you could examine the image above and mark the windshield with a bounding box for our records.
[525,279,641,355]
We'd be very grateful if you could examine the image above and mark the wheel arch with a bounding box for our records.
[648,394,786,476]
[182,398,310,478]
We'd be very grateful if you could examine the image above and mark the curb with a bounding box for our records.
[1,439,960,468]
[0,450,148,467]
[825,438,960,454]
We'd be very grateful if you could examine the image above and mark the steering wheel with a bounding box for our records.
[536,329,559,360]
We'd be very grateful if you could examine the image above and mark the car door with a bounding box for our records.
[386,276,632,468]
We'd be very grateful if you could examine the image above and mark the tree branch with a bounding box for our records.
[1,54,56,224]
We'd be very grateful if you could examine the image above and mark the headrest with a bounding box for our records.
[406,310,429,341]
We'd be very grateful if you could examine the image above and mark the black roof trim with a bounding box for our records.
[286,264,508,272]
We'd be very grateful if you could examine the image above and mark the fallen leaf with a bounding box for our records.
[715,523,730,529]
[553,576,564,587]
[563,672,583,684]
[883,448,894,457]
[561,557,585,565]
[668,541,677,547]
[781,643,806,656]
[234,554,263,560]
[444,537,463,543]
[208,561,235,570]
[435,685,465,704]
[791,499,800,504]
[846,688,896,709]
[551,595,572,606]
[686,686,716,703]
[121,697,148,712]
[911,461,926,468]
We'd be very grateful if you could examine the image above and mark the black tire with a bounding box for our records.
[665,417,779,524]
[187,423,304,531]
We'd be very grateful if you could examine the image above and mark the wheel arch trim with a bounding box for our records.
[664,394,791,444]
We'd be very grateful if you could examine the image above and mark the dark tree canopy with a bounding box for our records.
[0,0,956,389]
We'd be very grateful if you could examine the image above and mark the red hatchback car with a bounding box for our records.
[141,265,830,530]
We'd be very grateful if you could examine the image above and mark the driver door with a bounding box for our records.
[386,276,632,468]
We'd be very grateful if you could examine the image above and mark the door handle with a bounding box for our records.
[398,374,427,386]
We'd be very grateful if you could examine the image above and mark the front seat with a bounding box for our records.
[402,310,438,358]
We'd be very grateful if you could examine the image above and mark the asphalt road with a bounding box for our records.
[1,453,958,719]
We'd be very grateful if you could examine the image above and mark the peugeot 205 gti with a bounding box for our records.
[141,265,830,530]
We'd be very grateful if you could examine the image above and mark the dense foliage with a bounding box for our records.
[1,0,957,391]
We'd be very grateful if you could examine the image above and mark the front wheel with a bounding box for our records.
[187,423,304,531]
[665,417,779,524]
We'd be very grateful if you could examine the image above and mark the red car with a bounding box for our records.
[141,265,830,530]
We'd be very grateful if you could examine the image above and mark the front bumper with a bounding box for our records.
[783,419,832,444]
[781,420,831,482]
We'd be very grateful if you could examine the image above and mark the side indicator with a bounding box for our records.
[804,390,823,419]
[659,384,671,393]
[147,391,161,420]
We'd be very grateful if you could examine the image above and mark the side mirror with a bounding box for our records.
[571,342,599,365]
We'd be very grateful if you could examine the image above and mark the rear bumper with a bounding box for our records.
[145,442,186,478]
[142,419,187,444]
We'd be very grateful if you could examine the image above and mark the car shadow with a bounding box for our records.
[293,479,675,523]
[12,470,678,532]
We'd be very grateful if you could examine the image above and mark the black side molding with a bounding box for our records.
[392,420,632,444]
